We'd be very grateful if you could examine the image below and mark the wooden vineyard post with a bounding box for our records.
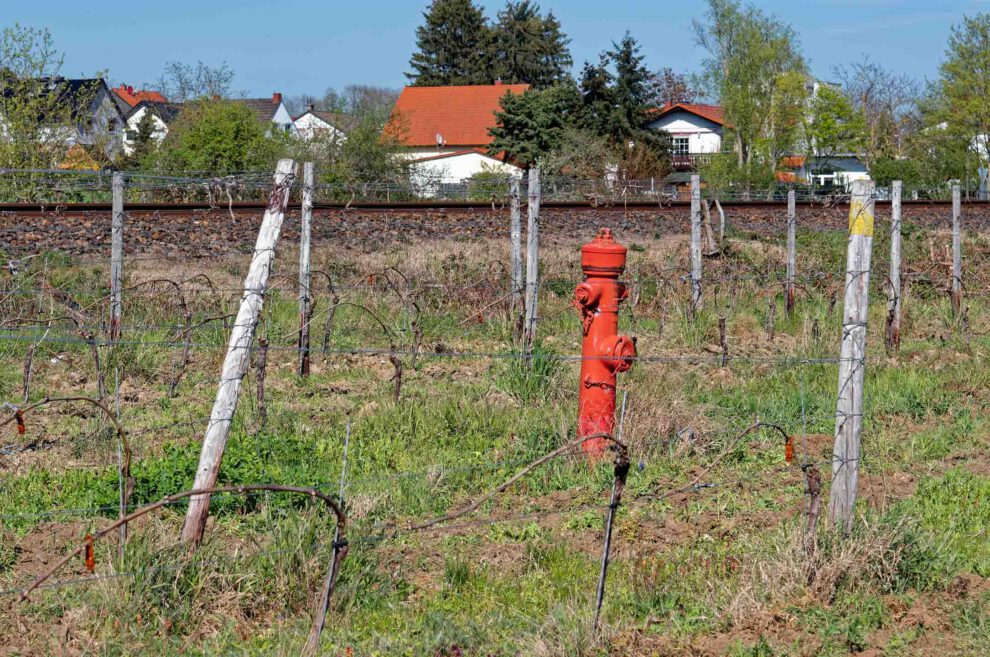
[785,189,797,317]
[715,198,726,245]
[690,174,703,314]
[524,167,541,351]
[110,172,124,341]
[885,181,903,352]
[828,179,875,534]
[510,175,523,337]
[298,162,314,376]
[951,184,963,317]
[181,159,297,545]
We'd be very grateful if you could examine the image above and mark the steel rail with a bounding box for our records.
[1,198,985,215]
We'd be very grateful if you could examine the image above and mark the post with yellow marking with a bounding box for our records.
[829,179,875,534]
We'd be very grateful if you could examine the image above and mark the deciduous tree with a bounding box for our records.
[149,100,284,174]
[0,24,80,170]
[158,61,234,102]
[649,67,701,105]
[804,84,867,187]
[834,56,918,168]
[923,13,990,188]
[693,0,808,180]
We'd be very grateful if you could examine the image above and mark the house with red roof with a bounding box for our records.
[385,83,528,194]
[111,84,168,114]
[647,103,726,172]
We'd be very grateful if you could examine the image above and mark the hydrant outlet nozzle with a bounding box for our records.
[608,335,636,373]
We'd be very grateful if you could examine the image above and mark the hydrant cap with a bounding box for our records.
[581,228,627,276]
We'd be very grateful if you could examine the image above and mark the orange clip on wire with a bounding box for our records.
[785,435,795,463]
[84,534,95,573]
[15,410,25,435]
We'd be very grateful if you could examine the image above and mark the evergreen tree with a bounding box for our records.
[489,1,572,88]
[606,32,659,145]
[577,59,614,137]
[407,0,492,86]
[122,110,159,168]
[488,83,580,167]
[575,35,667,152]
[491,30,671,177]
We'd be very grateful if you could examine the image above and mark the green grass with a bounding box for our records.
[1,226,989,654]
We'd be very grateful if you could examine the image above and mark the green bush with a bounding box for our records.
[464,166,512,201]
[144,99,288,174]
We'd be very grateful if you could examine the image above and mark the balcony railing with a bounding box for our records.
[671,153,716,170]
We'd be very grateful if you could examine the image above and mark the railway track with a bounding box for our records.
[1,197,983,216]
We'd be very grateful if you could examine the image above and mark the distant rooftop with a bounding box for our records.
[112,84,167,114]
[386,83,530,148]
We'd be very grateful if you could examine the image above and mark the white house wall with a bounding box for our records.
[293,114,345,142]
[123,107,169,155]
[272,104,297,135]
[409,152,521,196]
[799,156,870,189]
[648,111,723,154]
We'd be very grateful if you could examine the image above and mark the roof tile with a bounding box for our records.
[654,102,726,126]
[386,84,529,147]
[112,84,167,108]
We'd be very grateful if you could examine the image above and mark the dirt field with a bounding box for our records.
[1,209,988,656]
[3,202,990,257]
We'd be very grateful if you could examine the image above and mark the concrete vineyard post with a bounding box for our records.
[110,172,124,341]
[298,162,314,376]
[828,179,875,534]
[181,159,297,545]
[525,167,541,351]
[885,181,903,351]
[690,174,703,314]
[951,184,962,317]
[785,190,796,317]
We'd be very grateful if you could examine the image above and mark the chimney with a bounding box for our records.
[494,79,502,86]
[272,92,282,105]
[127,85,134,94]
[306,103,314,113]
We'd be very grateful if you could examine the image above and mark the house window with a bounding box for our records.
[108,119,117,133]
[672,137,690,155]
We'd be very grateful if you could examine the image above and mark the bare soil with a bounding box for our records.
[4,204,990,258]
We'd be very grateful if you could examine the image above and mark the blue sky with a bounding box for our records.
[5,1,989,98]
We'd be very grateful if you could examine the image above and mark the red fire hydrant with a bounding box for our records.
[574,228,637,457]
